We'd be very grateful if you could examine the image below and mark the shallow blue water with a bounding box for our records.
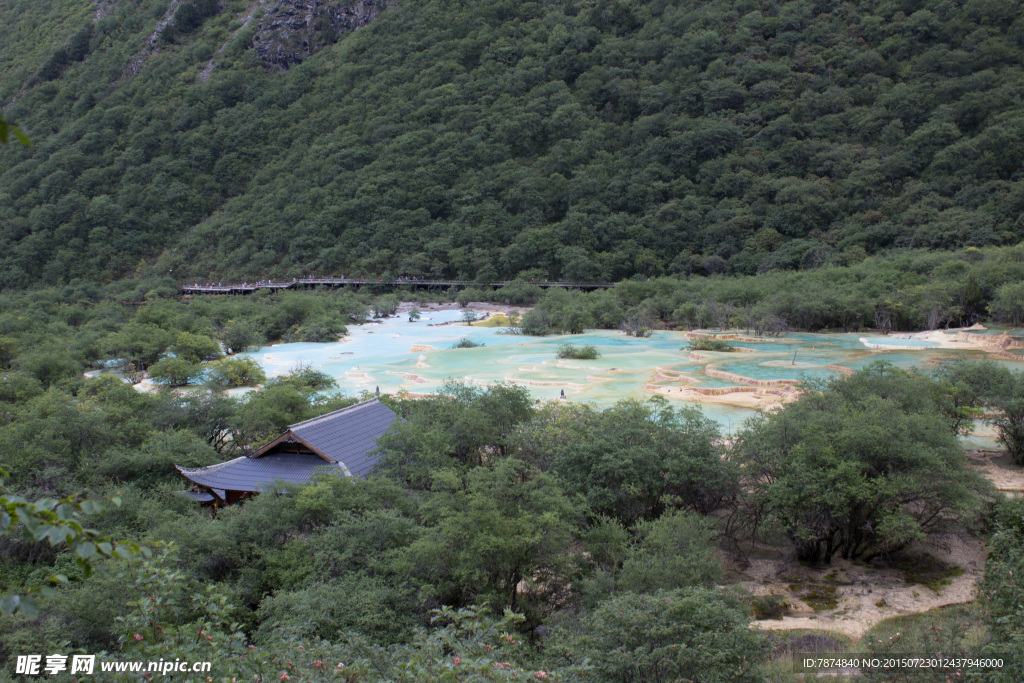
[240,313,1016,438]
[861,336,941,348]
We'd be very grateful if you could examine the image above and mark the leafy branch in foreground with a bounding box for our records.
[0,113,30,146]
[0,468,146,618]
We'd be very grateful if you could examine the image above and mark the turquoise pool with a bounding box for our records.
[241,312,1014,435]
[861,336,941,348]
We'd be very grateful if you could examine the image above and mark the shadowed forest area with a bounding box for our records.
[0,0,1023,285]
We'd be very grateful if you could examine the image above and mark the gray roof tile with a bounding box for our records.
[287,398,398,477]
[178,452,346,492]
[177,399,397,492]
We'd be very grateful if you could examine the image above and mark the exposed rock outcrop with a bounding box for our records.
[95,0,118,22]
[122,0,183,78]
[200,0,271,81]
[251,0,396,70]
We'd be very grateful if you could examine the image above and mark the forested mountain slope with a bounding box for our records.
[0,0,1022,288]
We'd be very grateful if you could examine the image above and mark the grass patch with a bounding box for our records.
[860,604,987,663]
[766,629,850,657]
[821,569,855,586]
[789,583,839,611]
[472,312,518,327]
[761,629,852,682]
[557,343,600,360]
[895,554,965,592]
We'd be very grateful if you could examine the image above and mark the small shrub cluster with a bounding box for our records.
[451,337,485,349]
[750,595,790,620]
[557,343,600,360]
[687,337,735,352]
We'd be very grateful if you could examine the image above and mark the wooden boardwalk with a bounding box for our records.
[181,278,615,296]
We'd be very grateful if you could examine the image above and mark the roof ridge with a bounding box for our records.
[288,397,385,430]
[176,455,247,475]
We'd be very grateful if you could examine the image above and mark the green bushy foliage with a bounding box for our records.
[749,595,789,621]
[515,309,553,336]
[555,343,599,360]
[513,399,736,524]
[452,337,485,348]
[737,362,992,564]
[980,499,1024,679]
[374,382,535,485]
[171,331,222,363]
[546,588,769,682]
[255,575,419,646]
[687,337,735,352]
[220,319,263,354]
[932,359,1024,463]
[617,510,722,594]
[4,0,1024,286]
[163,0,220,41]
[371,295,400,318]
[205,356,266,388]
[147,357,202,386]
[290,316,348,342]
[579,510,723,606]
[95,430,221,488]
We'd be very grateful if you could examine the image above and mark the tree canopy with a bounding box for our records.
[2,0,1024,286]
[737,362,992,564]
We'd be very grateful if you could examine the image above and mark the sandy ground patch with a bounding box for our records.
[646,383,789,409]
[742,448,1019,640]
[911,324,1023,358]
[740,532,987,640]
[966,449,1024,495]
[132,378,160,393]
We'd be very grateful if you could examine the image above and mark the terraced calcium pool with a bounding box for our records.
[242,309,1017,441]
[860,336,941,348]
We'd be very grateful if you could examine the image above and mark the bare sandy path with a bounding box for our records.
[743,533,987,640]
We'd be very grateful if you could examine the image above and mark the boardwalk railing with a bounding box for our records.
[181,278,616,296]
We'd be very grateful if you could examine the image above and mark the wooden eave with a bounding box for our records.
[187,483,224,503]
[249,430,335,463]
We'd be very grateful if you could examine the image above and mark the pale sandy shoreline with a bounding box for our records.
[397,301,531,316]
[647,324,1022,410]
[890,323,1023,353]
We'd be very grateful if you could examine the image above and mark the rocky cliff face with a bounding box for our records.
[251,0,396,70]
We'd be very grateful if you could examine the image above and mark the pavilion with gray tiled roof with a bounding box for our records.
[176,398,398,506]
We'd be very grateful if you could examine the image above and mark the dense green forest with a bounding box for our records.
[3,0,1024,678]
[1,0,1023,286]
